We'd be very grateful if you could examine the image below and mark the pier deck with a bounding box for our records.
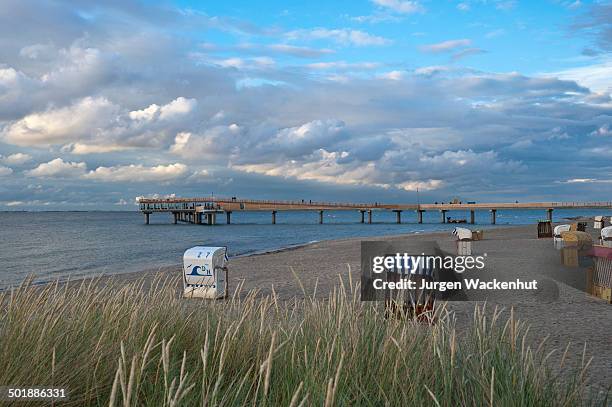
[138,197,612,225]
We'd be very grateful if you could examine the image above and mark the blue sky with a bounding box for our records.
[0,0,610,208]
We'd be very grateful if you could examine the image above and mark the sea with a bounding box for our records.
[1,208,610,288]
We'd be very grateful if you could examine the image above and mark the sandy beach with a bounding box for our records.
[107,223,611,394]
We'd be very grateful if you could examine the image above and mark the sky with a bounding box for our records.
[0,0,610,209]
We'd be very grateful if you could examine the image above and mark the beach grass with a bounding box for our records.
[0,274,608,406]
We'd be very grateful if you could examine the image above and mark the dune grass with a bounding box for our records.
[0,273,608,406]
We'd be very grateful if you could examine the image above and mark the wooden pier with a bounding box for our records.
[138,197,612,225]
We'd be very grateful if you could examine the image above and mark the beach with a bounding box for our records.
[109,223,612,393]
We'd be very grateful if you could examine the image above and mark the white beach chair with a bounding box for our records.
[452,227,472,255]
[553,224,571,245]
[601,226,612,248]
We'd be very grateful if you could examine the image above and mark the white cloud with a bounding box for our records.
[545,60,612,95]
[420,39,472,53]
[26,158,87,178]
[457,3,470,11]
[169,126,240,160]
[84,163,188,182]
[564,178,597,183]
[591,125,611,137]
[378,70,404,80]
[159,97,198,120]
[286,28,390,46]
[3,95,197,152]
[1,153,32,165]
[3,97,119,146]
[0,166,13,176]
[129,97,197,122]
[128,103,160,121]
[169,132,192,155]
[233,149,378,186]
[371,0,423,14]
[65,143,132,154]
[396,180,443,191]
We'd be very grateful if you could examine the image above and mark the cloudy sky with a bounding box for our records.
[0,0,610,209]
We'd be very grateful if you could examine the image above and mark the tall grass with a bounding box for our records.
[0,273,607,406]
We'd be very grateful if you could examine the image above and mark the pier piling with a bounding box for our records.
[319,210,324,224]
[490,209,497,225]
[226,211,232,224]
[440,210,447,223]
[368,210,372,224]
[470,210,475,224]
[547,208,553,222]
[271,210,277,224]
[417,210,424,224]
[394,210,402,224]
[359,210,365,223]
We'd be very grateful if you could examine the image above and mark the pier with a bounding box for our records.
[138,197,612,225]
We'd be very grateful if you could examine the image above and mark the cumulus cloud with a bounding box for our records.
[26,158,87,178]
[25,159,188,182]
[84,163,188,182]
[1,153,32,165]
[3,96,198,152]
[3,97,119,147]
[0,166,13,176]
[233,149,384,187]
[397,180,443,191]
[129,97,197,122]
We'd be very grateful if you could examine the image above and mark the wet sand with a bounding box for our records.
[86,223,612,394]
